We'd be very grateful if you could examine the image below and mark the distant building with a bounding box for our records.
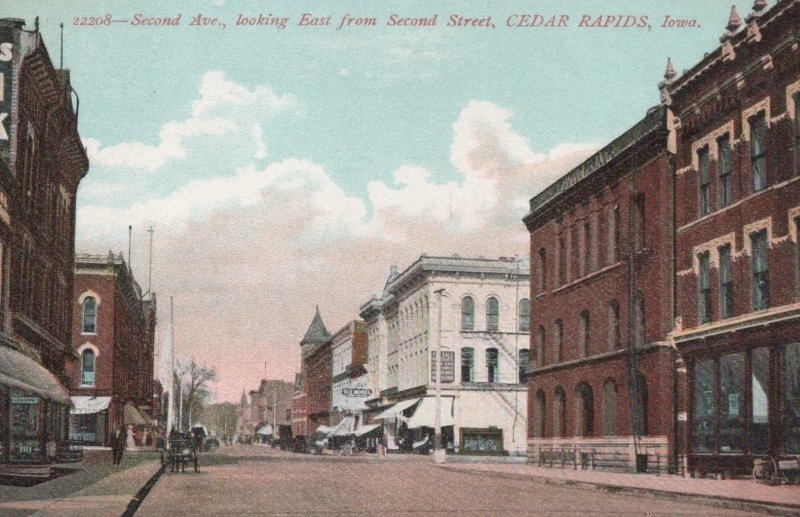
[329,320,369,436]
[235,389,251,438]
[67,253,156,446]
[361,256,530,455]
[0,18,89,477]
[291,307,332,445]
[249,378,294,439]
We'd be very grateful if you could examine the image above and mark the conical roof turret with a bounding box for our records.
[300,305,331,346]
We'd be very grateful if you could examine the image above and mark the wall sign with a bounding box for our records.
[0,27,13,153]
[430,351,455,383]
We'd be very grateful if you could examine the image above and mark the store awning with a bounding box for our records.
[352,424,381,437]
[256,424,274,435]
[0,345,70,404]
[123,403,148,426]
[70,396,111,415]
[331,416,355,436]
[373,398,421,420]
[406,397,454,429]
[315,425,333,435]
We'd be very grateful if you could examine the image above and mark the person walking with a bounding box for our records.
[110,425,126,465]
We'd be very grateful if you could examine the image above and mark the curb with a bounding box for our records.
[121,462,166,517]
[436,464,800,516]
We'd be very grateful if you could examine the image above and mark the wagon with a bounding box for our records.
[161,437,198,473]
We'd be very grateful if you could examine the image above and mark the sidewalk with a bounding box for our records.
[437,462,800,515]
[0,454,163,517]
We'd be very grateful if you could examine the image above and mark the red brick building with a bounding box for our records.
[665,0,800,477]
[291,307,332,446]
[523,106,677,473]
[0,18,89,476]
[67,253,156,445]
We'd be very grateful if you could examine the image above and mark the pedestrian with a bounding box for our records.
[110,425,126,465]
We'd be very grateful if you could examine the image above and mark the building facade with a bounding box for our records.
[0,18,89,476]
[362,256,530,455]
[67,253,155,446]
[291,307,332,444]
[330,320,369,435]
[665,0,800,477]
[248,378,294,439]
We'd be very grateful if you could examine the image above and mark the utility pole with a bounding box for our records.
[434,287,445,464]
[166,297,175,436]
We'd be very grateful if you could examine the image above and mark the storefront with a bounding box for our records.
[687,340,800,476]
[0,346,71,476]
[69,396,111,445]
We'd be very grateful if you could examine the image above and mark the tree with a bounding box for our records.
[174,358,217,431]
[202,402,238,437]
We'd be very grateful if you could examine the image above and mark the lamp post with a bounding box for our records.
[434,287,445,464]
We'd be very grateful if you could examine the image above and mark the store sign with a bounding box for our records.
[11,396,39,404]
[332,375,370,412]
[341,387,372,398]
[430,351,455,383]
[0,27,13,150]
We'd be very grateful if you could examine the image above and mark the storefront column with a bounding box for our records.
[674,354,689,476]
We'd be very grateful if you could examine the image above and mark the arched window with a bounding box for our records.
[633,373,649,436]
[608,300,620,352]
[461,347,474,383]
[603,379,617,436]
[519,299,531,332]
[82,296,97,334]
[486,297,499,332]
[536,326,546,367]
[534,389,546,438]
[575,382,594,437]
[486,348,499,383]
[81,349,96,386]
[580,310,590,358]
[461,296,475,331]
[554,386,567,438]
[518,349,530,384]
[554,319,563,363]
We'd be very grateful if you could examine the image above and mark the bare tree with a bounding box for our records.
[174,358,217,431]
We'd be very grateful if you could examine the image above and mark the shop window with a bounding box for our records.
[486,348,498,383]
[750,113,767,192]
[486,297,499,333]
[719,245,733,319]
[534,389,545,438]
[575,382,594,437]
[518,349,530,384]
[691,359,715,452]
[461,347,474,383]
[698,252,712,324]
[718,136,733,208]
[579,310,590,358]
[602,380,617,437]
[720,353,745,452]
[536,326,545,367]
[698,146,712,216]
[554,319,563,363]
[9,389,42,462]
[81,349,96,386]
[461,296,474,331]
[785,343,800,454]
[82,296,97,333]
[751,230,769,311]
[607,300,620,352]
[519,299,530,332]
[751,348,769,455]
[554,386,567,438]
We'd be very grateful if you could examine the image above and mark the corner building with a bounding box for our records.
[665,0,800,477]
[523,106,678,473]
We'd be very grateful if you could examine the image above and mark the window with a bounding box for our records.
[751,348,769,454]
[518,349,530,383]
[575,382,594,437]
[538,248,546,292]
[698,146,712,216]
[718,136,733,208]
[554,319,563,363]
[750,113,767,192]
[536,326,545,367]
[632,291,645,347]
[486,348,498,383]
[719,245,733,319]
[607,300,620,352]
[553,386,567,438]
[602,380,617,436]
[461,347,474,383]
[579,310,590,358]
[519,299,530,332]
[751,230,769,311]
[584,219,593,273]
[632,195,645,251]
[785,343,800,453]
[559,234,568,284]
[691,359,715,452]
[81,349,95,386]
[534,390,545,438]
[461,296,474,331]
[82,297,97,334]
[720,353,745,452]
[698,252,712,324]
[286,409,292,420]
[486,297,499,332]
[612,205,620,263]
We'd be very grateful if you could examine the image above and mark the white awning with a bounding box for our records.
[331,416,355,436]
[0,345,70,404]
[406,397,455,429]
[373,398,421,420]
[256,424,274,435]
[70,396,111,415]
[352,424,380,437]
[123,403,148,426]
[315,425,333,435]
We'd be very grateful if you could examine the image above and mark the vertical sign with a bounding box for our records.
[0,26,13,158]
[430,351,455,383]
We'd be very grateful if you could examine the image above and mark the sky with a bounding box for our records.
[8,0,753,402]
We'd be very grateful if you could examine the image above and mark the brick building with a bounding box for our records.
[291,307,332,446]
[523,106,677,472]
[329,320,368,434]
[67,253,156,445]
[248,378,294,440]
[665,0,800,477]
[0,18,89,476]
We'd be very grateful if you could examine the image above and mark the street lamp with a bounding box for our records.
[434,287,445,464]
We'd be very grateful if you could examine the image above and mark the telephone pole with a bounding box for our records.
[434,287,445,464]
